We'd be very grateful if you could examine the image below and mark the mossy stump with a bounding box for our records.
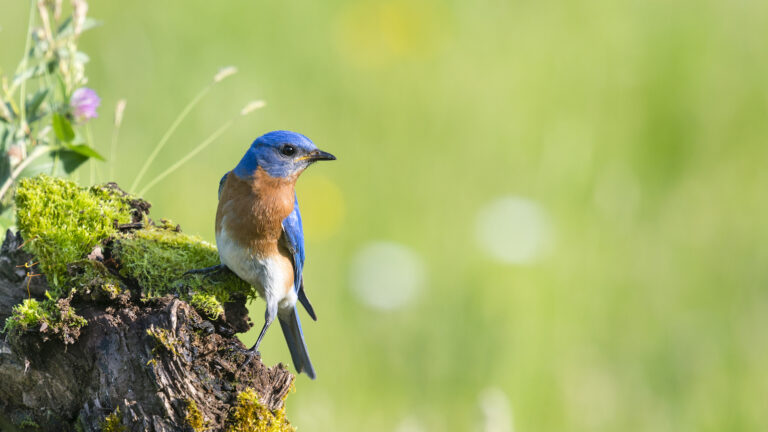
[0,176,296,431]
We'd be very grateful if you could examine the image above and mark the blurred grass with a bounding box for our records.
[2,0,768,431]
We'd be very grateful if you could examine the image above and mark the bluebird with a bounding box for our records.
[188,130,335,379]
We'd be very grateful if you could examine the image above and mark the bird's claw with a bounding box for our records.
[238,348,260,376]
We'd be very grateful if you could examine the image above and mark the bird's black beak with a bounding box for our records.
[305,150,336,162]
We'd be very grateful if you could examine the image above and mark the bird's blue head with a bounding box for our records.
[233,130,336,180]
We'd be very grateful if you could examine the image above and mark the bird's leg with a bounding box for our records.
[184,263,228,279]
[240,303,277,371]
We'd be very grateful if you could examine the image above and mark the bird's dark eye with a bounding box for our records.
[280,144,296,156]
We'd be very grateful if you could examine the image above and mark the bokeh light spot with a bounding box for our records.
[297,175,345,241]
[395,417,426,432]
[475,196,554,264]
[350,242,426,310]
[479,387,514,432]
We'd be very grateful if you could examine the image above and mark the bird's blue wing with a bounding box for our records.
[282,195,316,320]
[218,171,230,200]
[282,195,306,280]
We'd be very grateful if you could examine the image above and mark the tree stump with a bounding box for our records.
[0,178,297,431]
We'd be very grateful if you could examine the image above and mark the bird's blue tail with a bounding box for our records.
[279,306,316,379]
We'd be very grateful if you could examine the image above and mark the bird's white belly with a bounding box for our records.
[216,225,296,310]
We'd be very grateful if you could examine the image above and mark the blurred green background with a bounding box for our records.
[2,0,768,431]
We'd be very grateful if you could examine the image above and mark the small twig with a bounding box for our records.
[16,260,40,299]
[16,234,38,250]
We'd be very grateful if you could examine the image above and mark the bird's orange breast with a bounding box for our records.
[216,167,296,257]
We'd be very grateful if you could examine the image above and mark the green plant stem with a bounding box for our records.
[17,0,36,140]
[86,125,95,185]
[138,121,233,196]
[109,120,122,181]
[0,145,51,202]
[130,84,215,193]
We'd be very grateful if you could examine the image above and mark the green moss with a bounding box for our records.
[100,408,126,432]
[190,292,224,320]
[15,175,133,295]
[185,399,207,431]
[113,225,251,300]
[2,295,86,340]
[146,326,181,357]
[2,299,46,333]
[227,388,295,432]
[17,417,40,430]
[100,282,122,298]
[7,175,253,343]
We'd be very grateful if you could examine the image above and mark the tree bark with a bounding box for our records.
[0,230,294,431]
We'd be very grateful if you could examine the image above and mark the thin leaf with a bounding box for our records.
[65,143,105,161]
[75,52,90,64]
[20,147,88,177]
[52,113,75,142]
[27,109,50,124]
[57,18,102,38]
[0,101,13,122]
[25,89,49,119]
[11,64,47,87]
[56,17,73,34]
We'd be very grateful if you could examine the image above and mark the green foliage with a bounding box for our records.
[52,113,75,143]
[0,1,106,230]
[226,388,294,432]
[14,175,132,296]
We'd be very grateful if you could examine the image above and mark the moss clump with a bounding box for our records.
[100,408,126,432]
[2,299,46,333]
[4,175,132,341]
[2,295,87,341]
[71,258,125,293]
[15,175,133,294]
[190,292,224,320]
[185,399,207,431]
[6,175,254,343]
[226,388,295,432]
[113,224,251,301]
